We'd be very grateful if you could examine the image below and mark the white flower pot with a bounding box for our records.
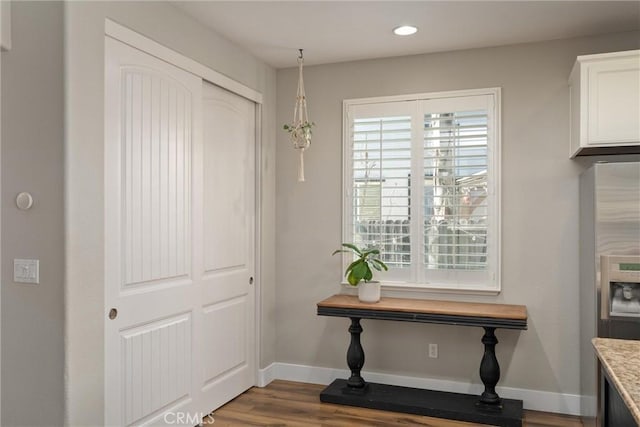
[358,281,381,303]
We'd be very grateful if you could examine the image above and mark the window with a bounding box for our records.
[343,89,501,292]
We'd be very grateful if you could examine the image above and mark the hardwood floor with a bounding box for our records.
[208,380,583,426]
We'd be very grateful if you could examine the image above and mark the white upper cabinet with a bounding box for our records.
[569,50,640,157]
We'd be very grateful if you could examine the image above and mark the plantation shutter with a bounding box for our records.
[351,114,412,270]
[423,110,489,271]
[347,101,414,283]
[344,93,499,291]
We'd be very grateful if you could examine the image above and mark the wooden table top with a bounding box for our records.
[318,294,527,320]
[317,295,527,329]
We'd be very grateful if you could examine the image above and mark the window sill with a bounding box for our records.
[340,282,501,297]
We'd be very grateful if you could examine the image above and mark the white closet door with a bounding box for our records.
[105,37,256,426]
[105,37,203,426]
[199,81,256,410]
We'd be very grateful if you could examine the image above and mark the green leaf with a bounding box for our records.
[332,249,349,256]
[363,265,373,281]
[347,270,360,286]
[361,248,380,258]
[371,262,382,272]
[341,243,362,255]
[372,258,389,271]
[344,259,360,276]
[352,261,368,279]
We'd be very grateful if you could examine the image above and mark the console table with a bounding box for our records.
[317,294,528,427]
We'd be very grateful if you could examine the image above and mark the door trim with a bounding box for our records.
[0,4,10,416]
[253,103,262,386]
[105,19,263,105]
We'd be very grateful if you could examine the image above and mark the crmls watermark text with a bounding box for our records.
[163,411,214,425]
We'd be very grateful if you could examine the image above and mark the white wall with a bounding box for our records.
[65,2,276,424]
[275,30,640,409]
[1,2,65,426]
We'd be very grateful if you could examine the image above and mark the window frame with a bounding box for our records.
[341,88,502,294]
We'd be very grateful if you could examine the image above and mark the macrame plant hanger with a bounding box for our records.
[291,49,311,182]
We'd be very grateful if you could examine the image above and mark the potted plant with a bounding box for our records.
[283,121,314,148]
[332,243,388,303]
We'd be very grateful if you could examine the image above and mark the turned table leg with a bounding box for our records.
[346,317,366,388]
[479,327,502,406]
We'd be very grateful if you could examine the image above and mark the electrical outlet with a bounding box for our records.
[428,343,438,358]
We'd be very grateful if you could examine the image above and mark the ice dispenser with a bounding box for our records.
[600,255,640,339]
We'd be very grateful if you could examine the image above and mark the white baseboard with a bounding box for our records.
[258,362,584,416]
[581,394,597,418]
[257,362,278,387]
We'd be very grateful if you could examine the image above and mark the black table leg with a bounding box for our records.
[346,317,366,388]
[321,321,523,426]
[479,327,502,406]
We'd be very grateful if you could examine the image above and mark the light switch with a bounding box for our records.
[14,259,39,284]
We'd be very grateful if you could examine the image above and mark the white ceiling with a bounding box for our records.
[173,1,640,69]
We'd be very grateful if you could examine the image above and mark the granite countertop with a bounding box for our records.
[592,338,640,424]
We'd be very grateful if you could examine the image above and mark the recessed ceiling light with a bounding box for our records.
[393,25,418,36]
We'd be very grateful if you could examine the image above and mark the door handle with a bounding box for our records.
[249,277,254,285]
[108,308,118,320]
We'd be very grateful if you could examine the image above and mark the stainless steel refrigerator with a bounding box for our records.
[579,161,640,426]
